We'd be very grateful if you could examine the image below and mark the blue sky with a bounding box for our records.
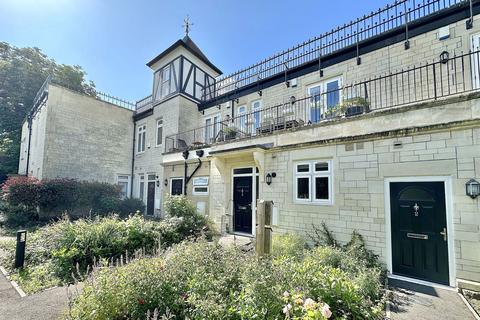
[0,0,388,102]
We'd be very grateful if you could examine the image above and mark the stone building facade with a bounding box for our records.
[19,0,480,288]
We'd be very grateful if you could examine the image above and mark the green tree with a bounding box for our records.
[0,42,96,182]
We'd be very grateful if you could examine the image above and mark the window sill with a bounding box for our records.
[294,200,334,206]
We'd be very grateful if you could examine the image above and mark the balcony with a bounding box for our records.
[200,0,469,103]
[166,50,480,153]
[135,95,153,113]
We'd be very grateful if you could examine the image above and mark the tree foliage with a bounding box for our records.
[0,42,96,182]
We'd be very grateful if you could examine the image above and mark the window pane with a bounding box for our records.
[297,177,309,199]
[157,126,163,145]
[297,164,309,173]
[118,182,128,198]
[171,179,183,195]
[139,181,144,200]
[141,132,146,151]
[315,177,329,200]
[315,162,329,171]
[148,174,156,180]
[233,168,253,174]
[326,80,339,108]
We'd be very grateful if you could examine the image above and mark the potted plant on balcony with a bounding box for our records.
[341,97,369,117]
[224,127,238,141]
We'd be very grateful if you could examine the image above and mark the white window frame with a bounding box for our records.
[251,100,262,132]
[307,77,343,120]
[138,174,145,201]
[160,65,171,98]
[137,124,146,154]
[156,118,163,146]
[204,114,221,144]
[293,160,333,205]
[117,175,131,199]
[170,177,184,196]
[192,177,209,196]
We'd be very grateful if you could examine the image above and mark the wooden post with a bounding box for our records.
[264,201,273,255]
[256,200,266,256]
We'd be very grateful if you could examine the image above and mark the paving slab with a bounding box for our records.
[389,278,475,320]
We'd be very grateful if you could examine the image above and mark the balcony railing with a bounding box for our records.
[201,0,469,102]
[166,49,480,153]
[32,75,136,111]
[135,95,153,112]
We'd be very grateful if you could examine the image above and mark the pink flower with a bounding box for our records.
[321,303,332,319]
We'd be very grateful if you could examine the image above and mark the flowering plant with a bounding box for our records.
[282,291,332,320]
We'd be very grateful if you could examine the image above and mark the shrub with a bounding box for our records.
[117,198,146,218]
[271,233,307,259]
[1,203,215,293]
[1,177,129,222]
[66,239,385,320]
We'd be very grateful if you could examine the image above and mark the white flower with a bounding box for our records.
[321,303,332,319]
[282,303,292,314]
[304,298,315,310]
[283,291,290,298]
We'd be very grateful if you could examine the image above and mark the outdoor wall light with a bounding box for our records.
[440,51,449,64]
[182,150,189,160]
[164,179,168,187]
[196,149,204,157]
[290,96,297,105]
[466,179,480,199]
[265,172,276,186]
[266,173,272,185]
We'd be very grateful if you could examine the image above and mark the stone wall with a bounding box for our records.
[39,84,134,185]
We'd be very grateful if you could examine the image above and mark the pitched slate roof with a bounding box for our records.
[146,36,222,75]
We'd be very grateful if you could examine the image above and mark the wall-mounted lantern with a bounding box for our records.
[266,173,272,185]
[466,179,480,199]
[290,96,296,105]
[439,51,449,64]
[164,179,168,187]
[265,172,277,186]
[182,150,189,160]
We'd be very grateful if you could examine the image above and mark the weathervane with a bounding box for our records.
[182,15,194,37]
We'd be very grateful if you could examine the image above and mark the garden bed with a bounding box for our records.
[0,196,214,294]
[65,232,387,320]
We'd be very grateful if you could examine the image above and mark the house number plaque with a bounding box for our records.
[413,203,420,216]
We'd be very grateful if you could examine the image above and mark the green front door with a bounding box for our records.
[390,182,449,285]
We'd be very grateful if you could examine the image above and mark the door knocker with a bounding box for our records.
[413,203,420,217]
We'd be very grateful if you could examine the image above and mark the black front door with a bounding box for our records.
[146,181,155,216]
[390,182,449,285]
[233,176,253,234]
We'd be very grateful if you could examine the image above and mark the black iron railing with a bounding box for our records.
[32,75,136,111]
[201,0,468,102]
[166,49,480,152]
[135,95,153,112]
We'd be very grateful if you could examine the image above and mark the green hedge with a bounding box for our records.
[1,176,145,223]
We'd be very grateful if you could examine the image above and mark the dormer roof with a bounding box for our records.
[146,36,222,75]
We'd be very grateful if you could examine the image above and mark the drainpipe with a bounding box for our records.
[182,150,203,196]
[25,115,33,176]
[130,122,136,198]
